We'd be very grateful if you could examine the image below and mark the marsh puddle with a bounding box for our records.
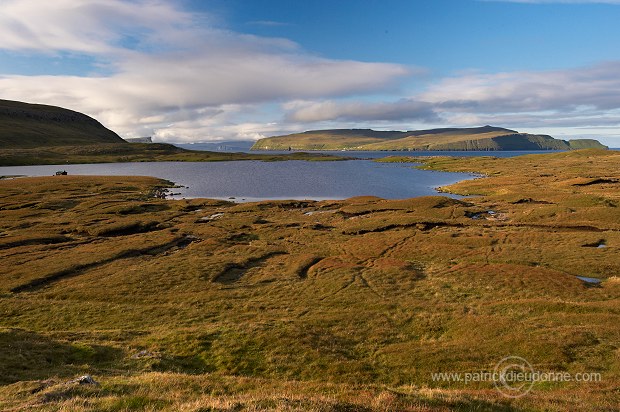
[583,240,607,248]
[576,276,602,285]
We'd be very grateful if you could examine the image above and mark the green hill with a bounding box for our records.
[0,99,125,148]
[251,125,608,151]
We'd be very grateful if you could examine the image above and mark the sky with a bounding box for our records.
[1,0,620,145]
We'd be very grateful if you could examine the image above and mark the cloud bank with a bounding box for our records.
[419,62,620,128]
[283,99,439,123]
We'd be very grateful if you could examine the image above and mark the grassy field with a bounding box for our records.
[0,150,619,410]
[0,143,343,166]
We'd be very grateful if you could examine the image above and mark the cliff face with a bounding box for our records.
[251,126,608,151]
[0,99,125,147]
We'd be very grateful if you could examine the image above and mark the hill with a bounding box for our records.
[0,99,125,147]
[251,125,608,151]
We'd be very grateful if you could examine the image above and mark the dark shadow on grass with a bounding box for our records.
[0,328,123,385]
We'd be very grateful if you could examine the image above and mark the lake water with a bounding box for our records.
[576,276,602,285]
[0,160,476,202]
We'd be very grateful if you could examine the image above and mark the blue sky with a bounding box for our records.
[213,0,620,72]
[1,0,620,145]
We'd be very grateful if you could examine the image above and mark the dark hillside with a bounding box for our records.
[0,99,125,148]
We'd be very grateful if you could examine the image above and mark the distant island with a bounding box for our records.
[251,126,608,151]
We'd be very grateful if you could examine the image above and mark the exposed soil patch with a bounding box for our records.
[343,221,466,235]
[92,221,163,237]
[226,233,259,244]
[297,257,324,279]
[573,178,619,186]
[0,235,73,250]
[511,198,554,204]
[582,239,607,248]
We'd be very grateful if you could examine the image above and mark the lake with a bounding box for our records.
[0,160,476,202]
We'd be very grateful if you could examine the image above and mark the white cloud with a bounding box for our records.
[284,99,439,123]
[419,62,620,128]
[279,61,620,132]
[113,51,409,107]
[0,0,411,141]
[246,20,292,27]
[0,0,194,54]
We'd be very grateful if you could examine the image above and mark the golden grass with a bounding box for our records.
[0,149,619,410]
[0,372,617,411]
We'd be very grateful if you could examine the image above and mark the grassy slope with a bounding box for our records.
[568,139,607,149]
[361,130,516,150]
[0,150,619,410]
[0,99,125,147]
[250,129,406,150]
[252,126,608,151]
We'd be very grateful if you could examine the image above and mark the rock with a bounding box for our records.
[131,350,161,359]
[152,188,170,199]
[196,213,224,223]
[67,375,99,386]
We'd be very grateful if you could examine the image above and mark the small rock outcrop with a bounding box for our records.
[67,375,99,386]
